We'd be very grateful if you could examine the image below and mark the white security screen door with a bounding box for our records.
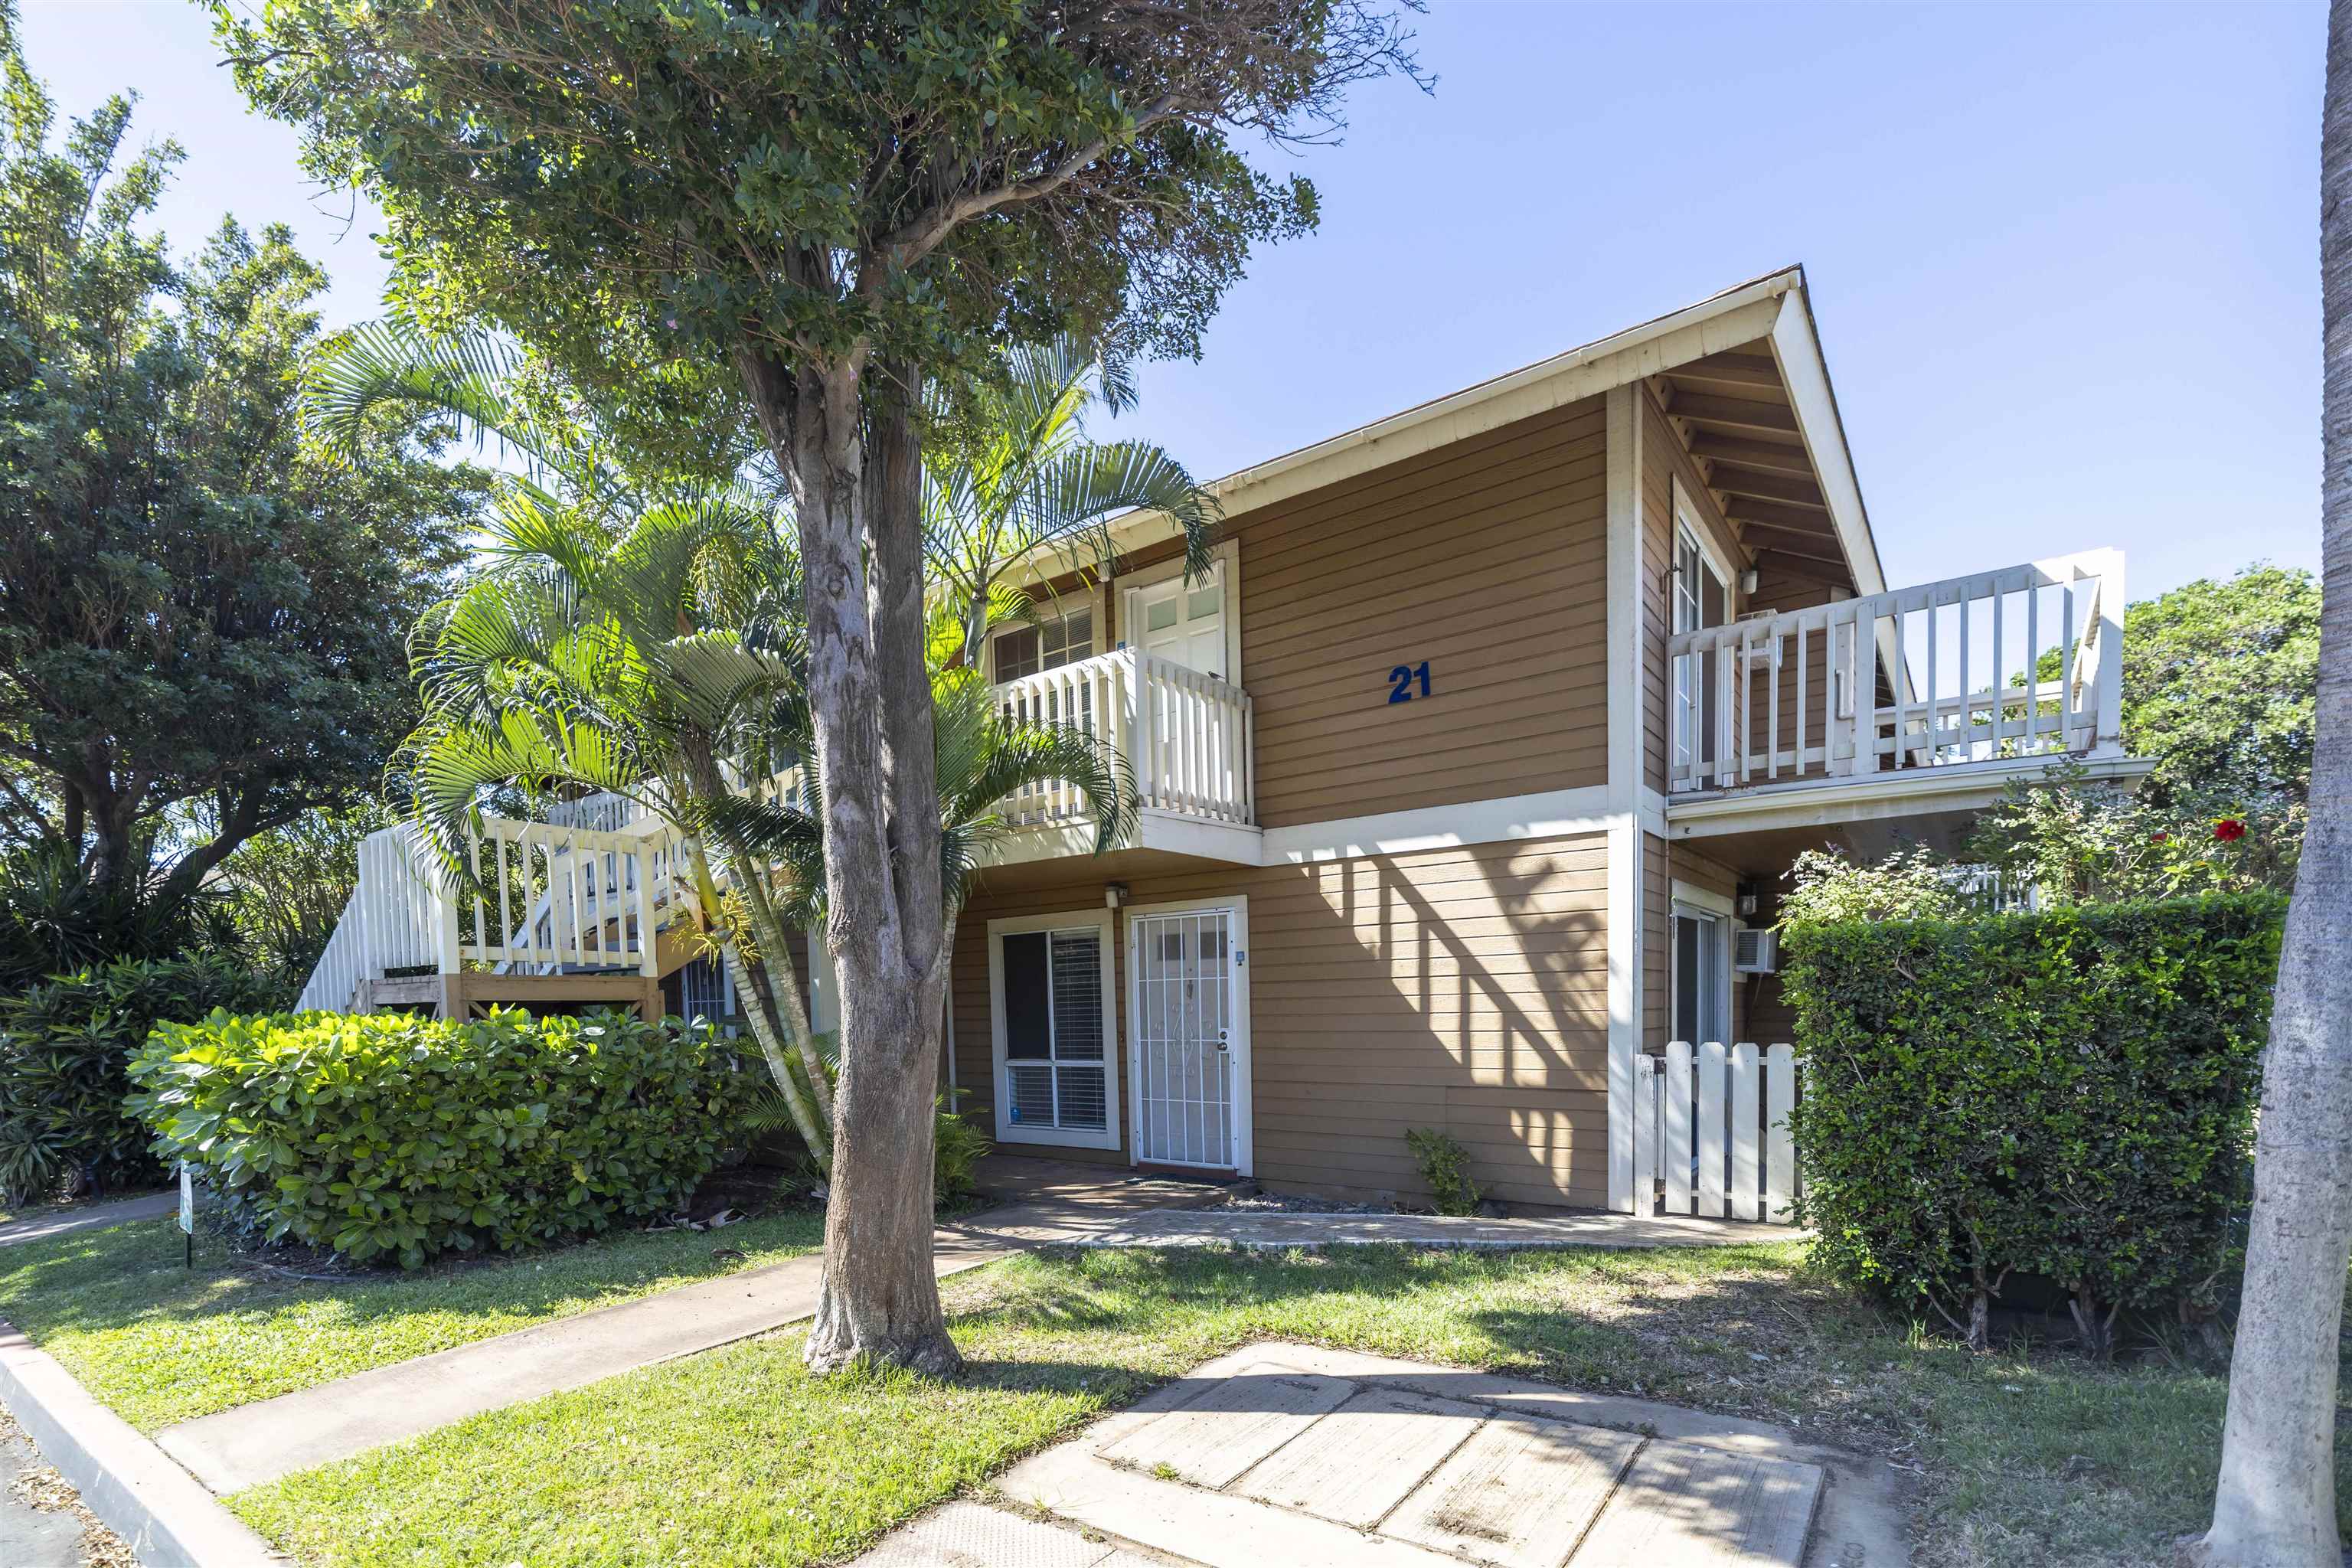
[1130,907,1241,1168]
[1129,567,1226,677]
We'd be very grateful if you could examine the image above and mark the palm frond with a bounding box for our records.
[305,320,612,508]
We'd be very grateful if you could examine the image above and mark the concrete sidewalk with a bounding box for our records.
[0,1194,178,1250]
[157,1168,1224,1495]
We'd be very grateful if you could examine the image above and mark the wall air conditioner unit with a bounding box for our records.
[1734,927,1780,975]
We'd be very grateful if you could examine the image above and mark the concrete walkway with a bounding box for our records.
[1061,1207,1805,1250]
[854,1342,1907,1566]
[158,1161,1227,1495]
[0,1194,177,1250]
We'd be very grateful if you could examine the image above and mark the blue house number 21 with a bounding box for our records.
[1387,661,1432,704]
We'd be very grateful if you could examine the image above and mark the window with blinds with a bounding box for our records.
[1000,927,1108,1132]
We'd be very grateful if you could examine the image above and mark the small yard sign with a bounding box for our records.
[178,1161,194,1268]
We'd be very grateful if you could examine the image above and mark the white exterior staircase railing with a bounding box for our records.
[1664,548,2125,795]
[298,652,1256,1014]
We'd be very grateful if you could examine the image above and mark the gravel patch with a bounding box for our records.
[1216,1192,1396,1215]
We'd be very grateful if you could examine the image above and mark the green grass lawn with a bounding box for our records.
[225,1241,2352,1568]
[0,1208,825,1431]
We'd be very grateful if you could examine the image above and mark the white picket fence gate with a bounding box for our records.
[1632,1041,1800,1223]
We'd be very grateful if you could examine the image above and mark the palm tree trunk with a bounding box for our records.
[681,830,830,1165]
[717,836,834,1124]
[2191,6,2352,1559]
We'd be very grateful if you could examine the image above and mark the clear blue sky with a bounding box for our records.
[21,0,2321,603]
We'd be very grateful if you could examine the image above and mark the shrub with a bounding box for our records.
[127,1007,753,1268]
[0,843,246,991]
[1782,893,2282,1354]
[1406,1127,1481,1217]
[0,956,283,1205]
[933,1092,992,1204]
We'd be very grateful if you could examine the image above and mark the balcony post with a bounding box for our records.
[1124,652,1151,812]
[433,854,462,976]
[2089,549,2126,757]
[635,835,661,978]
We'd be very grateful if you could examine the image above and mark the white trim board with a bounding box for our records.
[1259,786,1615,864]
[985,907,1122,1153]
[1055,272,1806,566]
[1767,289,1886,598]
[1123,893,1253,1178]
[1665,753,2159,840]
[1669,880,1737,919]
[1602,381,1646,1217]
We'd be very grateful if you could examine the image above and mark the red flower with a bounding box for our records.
[2151,831,2168,843]
[2214,819,2247,842]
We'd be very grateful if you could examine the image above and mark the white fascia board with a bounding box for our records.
[1664,753,2158,840]
[1034,276,1802,568]
[1259,786,1615,864]
[1135,811,1263,864]
[1766,287,1886,598]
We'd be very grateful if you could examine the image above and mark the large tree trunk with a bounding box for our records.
[2191,7,2352,1560]
[744,345,959,1376]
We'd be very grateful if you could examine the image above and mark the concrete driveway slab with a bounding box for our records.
[861,1342,1907,1568]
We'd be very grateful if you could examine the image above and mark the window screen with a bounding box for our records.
[1001,926,1108,1133]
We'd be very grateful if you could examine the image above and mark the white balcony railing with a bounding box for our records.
[1664,549,2125,795]
[299,652,1256,1012]
[995,647,1255,828]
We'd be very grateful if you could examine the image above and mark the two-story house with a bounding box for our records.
[302,266,2146,1219]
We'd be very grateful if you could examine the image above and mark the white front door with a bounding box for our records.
[1129,905,1250,1171]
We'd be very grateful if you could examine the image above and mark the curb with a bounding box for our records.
[0,1321,287,1567]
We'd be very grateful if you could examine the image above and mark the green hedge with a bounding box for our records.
[0,956,284,1205]
[1782,893,2283,1351]
[128,1008,753,1267]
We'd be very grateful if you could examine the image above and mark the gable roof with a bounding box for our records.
[1070,265,1888,598]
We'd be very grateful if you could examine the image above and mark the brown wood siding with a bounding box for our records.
[1639,387,1746,795]
[1232,398,1609,827]
[952,830,1611,1207]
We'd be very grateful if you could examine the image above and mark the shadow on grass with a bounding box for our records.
[0,1204,827,1344]
[940,1240,2330,1568]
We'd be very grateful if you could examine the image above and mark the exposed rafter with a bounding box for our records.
[1664,351,1781,394]
[1687,433,1814,475]
[1664,391,1801,436]
[1706,467,1827,509]
[1737,518,1847,554]
[1724,498,1840,534]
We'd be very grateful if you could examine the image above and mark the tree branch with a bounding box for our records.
[874,94,1189,270]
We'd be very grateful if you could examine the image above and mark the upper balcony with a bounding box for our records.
[1661,548,2148,841]
[986,646,1257,862]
